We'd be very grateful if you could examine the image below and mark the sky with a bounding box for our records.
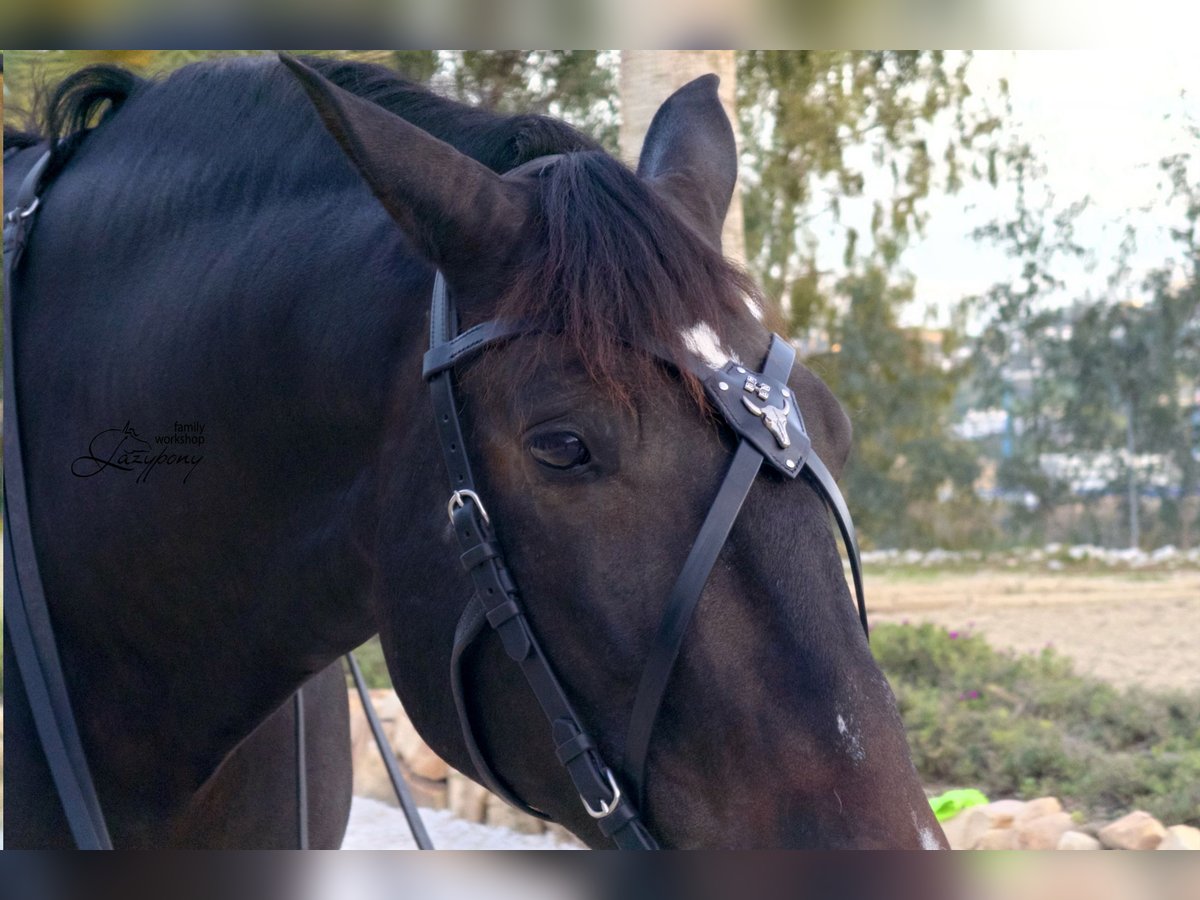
[820,50,1199,330]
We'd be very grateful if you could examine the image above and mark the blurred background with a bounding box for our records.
[3,50,1198,855]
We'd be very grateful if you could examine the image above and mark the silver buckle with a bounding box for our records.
[447,489,490,526]
[581,768,622,819]
[4,197,40,224]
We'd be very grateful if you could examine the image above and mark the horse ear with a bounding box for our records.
[279,53,529,284]
[636,74,737,253]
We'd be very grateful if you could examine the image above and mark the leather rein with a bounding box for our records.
[424,272,869,849]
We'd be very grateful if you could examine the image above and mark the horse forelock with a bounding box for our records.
[489,151,765,408]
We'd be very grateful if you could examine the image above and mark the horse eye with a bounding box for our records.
[528,431,590,470]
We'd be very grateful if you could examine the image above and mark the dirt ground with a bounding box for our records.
[868,569,1200,692]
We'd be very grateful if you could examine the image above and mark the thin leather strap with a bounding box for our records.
[447,480,656,845]
[621,440,763,805]
[622,337,795,805]
[293,688,308,849]
[429,272,656,849]
[423,317,532,379]
[3,150,50,271]
[802,452,869,639]
[449,597,538,813]
[346,652,435,849]
[4,149,113,849]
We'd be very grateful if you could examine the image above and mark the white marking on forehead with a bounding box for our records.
[836,712,866,763]
[681,322,741,369]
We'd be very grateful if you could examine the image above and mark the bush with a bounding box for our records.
[873,623,1200,825]
[349,622,1199,825]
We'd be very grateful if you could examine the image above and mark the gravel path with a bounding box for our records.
[342,797,579,850]
[869,570,1200,691]
[0,799,579,851]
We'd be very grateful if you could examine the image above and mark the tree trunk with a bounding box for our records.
[1125,396,1141,550]
[619,51,745,265]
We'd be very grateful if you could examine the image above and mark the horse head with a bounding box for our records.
[282,54,946,850]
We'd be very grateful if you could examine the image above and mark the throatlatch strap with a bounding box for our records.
[4,149,114,849]
[802,452,869,639]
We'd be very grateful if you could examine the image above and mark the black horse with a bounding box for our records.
[3,54,947,849]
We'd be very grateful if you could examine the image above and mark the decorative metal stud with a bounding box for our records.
[736,366,746,374]
[742,394,792,449]
[718,381,729,391]
[786,459,796,469]
[743,374,771,401]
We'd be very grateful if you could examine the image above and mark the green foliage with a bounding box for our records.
[874,623,1200,825]
[812,265,991,548]
[450,51,619,152]
[737,51,1000,317]
[732,53,1008,549]
[348,636,391,691]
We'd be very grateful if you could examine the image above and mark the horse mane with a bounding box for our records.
[32,55,599,176]
[29,54,760,402]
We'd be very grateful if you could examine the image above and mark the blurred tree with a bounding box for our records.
[969,124,1200,548]
[737,51,1000,329]
[964,117,1090,542]
[812,265,987,548]
[618,51,745,263]
[448,51,618,153]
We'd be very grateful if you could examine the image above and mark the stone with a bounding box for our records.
[1013,796,1063,826]
[975,799,1028,829]
[447,771,489,823]
[346,689,454,807]
[1158,825,1200,851]
[389,713,450,782]
[484,791,545,835]
[1098,811,1167,850]
[367,688,404,723]
[545,822,586,848]
[1057,830,1103,850]
[942,807,993,851]
[1016,811,1075,850]
[975,828,1019,850]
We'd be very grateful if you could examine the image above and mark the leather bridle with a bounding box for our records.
[424,271,869,849]
[4,146,868,850]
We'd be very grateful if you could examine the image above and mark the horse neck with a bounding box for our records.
[17,159,441,823]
